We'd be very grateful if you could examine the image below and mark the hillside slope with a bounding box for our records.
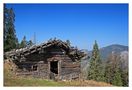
[88,44,128,60]
[100,44,128,59]
[81,44,128,80]
[4,59,112,87]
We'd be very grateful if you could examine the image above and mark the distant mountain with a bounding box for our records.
[100,44,128,60]
[88,44,128,60]
[80,44,128,79]
[120,51,128,70]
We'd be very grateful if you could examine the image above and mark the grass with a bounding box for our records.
[4,76,66,86]
[4,60,65,86]
[4,60,113,87]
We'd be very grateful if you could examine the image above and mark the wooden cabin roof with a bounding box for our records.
[4,39,86,61]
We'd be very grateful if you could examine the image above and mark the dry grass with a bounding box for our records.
[62,80,113,87]
[4,59,113,87]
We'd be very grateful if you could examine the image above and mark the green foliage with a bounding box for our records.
[4,69,65,86]
[87,40,104,81]
[4,6,19,52]
[4,6,33,51]
[112,68,123,86]
[27,40,33,47]
[121,69,128,86]
[19,36,33,48]
[104,53,124,86]
[20,36,27,48]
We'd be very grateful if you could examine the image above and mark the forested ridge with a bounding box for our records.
[81,42,128,86]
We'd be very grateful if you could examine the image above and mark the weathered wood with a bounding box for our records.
[5,39,85,80]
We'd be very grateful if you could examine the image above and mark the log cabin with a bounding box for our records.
[4,39,85,80]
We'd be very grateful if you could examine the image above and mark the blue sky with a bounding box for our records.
[6,4,128,50]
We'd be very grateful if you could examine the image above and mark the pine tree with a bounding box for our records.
[120,52,128,86]
[121,69,128,86]
[20,36,27,48]
[4,5,8,43]
[104,53,114,83]
[4,6,18,52]
[27,40,33,47]
[87,40,104,81]
[105,52,123,86]
[112,67,123,86]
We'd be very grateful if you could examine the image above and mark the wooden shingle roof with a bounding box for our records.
[4,39,85,61]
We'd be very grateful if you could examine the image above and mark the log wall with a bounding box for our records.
[15,46,81,80]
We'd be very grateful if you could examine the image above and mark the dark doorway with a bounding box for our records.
[32,65,38,71]
[50,61,58,74]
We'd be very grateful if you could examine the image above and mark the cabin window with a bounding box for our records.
[32,65,38,71]
[50,61,58,74]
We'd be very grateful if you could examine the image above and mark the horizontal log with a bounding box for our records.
[61,62,80,67]
[61,70,80,75]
